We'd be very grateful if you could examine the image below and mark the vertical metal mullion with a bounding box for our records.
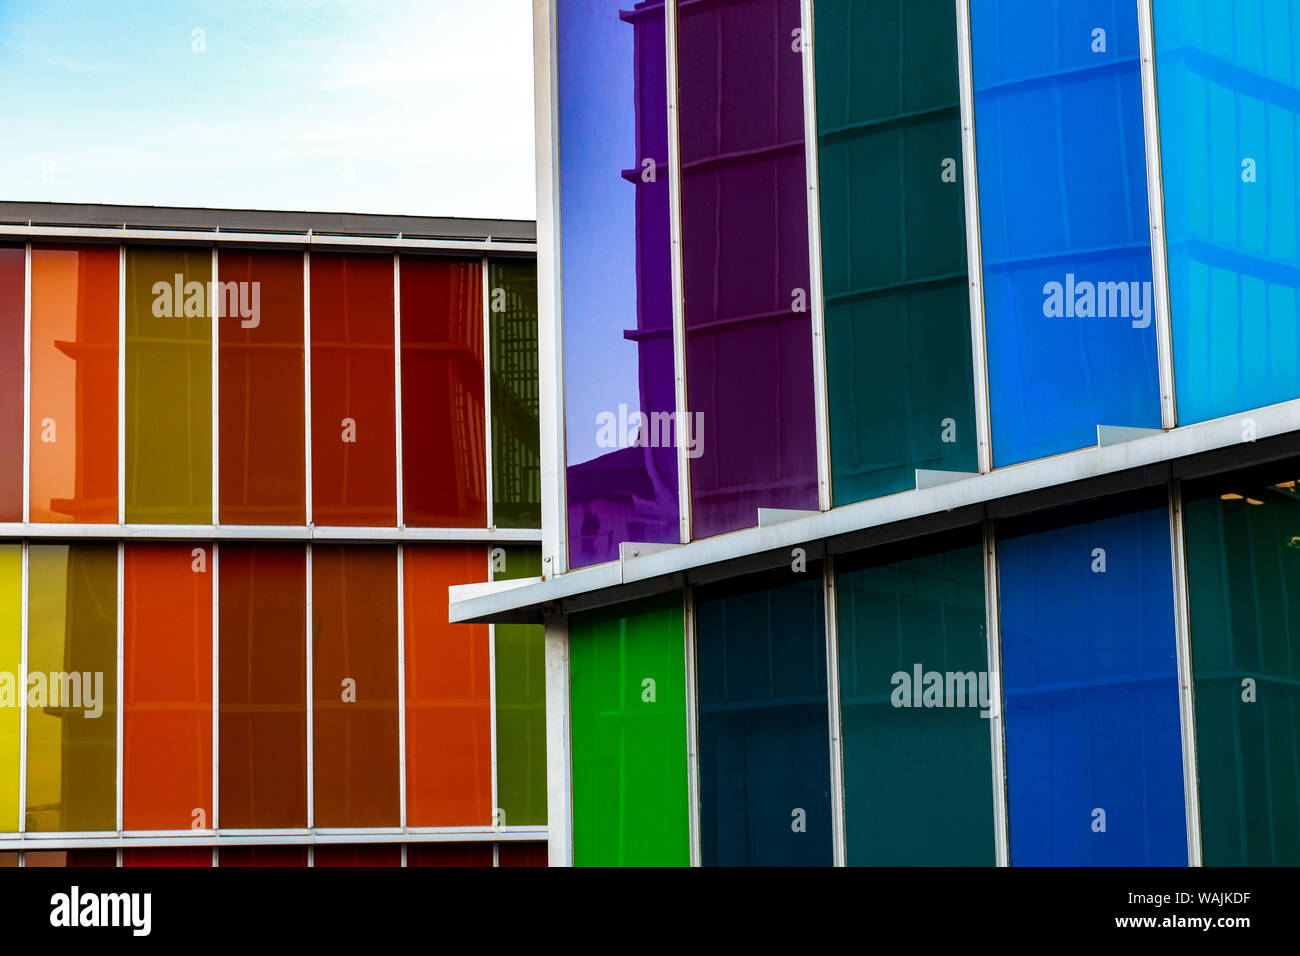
[212,541,220,832]
[304,250,313,526]
[22,242,30,524]
[666,0,692,544]
[799,0,832,513]
[483,256,495,530]
[119,245,126,524]
[116,542,124,833]
[983,518,1010,866]
[683,587,701,866]
[394,254,404,527]
[1138,0,1177,429]
[397,543,407,830]
[956,0,993,474]
[534,0,569,576]
[17,542,28,835]
[1169,480,1203,865]
[488,551,500,828]
[543,611,572,866]
[823,556,847,866]
[211,248,219,524]
[305,543,314,830]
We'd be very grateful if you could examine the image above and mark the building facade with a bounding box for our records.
[0,201,547,866]
[447,0,1300,866]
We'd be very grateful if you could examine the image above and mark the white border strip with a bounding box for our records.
[22,242,30,523]
[982,519,1010,866]
[823,555,847,866]
[683,586,701,866]
[1168,481,1202,865]
[666,0,693,545]
[543,610,572,865]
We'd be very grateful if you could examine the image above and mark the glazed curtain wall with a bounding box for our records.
[569,592,690,866]
[0,543,546,839]
[556,0,679,568]
[0,244,537,532]
[815,0,978,504]
[971,0,1161,467]
[1154,0,1300,424]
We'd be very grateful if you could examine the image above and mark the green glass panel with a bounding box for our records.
[25,543,117,832]
[836,531,995,865]
[570,592,688,866]
[1184,470,1300,865]
[494,546,546,827]
[488,260,540,528]
[125,247,213,523]
[815,0,977,505]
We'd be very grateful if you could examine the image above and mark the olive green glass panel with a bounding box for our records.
[1185,473,1300,865]
[815,0,977,504]
[836,532,995,865]
[0,545,19,831]
[26,543,117,832]
[125,247,212,523]
[488,261,540,528]
[494,546,546,826]
[570,592,688,866]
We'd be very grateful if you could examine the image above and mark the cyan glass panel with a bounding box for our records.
[998,493,1187,865]
[816,0,978,504]
[1155,0,1300,422]
[696,568,832,866]
[972,0,1162,467]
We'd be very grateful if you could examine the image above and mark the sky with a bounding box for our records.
[0,0,536,219]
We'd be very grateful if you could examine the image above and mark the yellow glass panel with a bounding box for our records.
[0,545,19,831]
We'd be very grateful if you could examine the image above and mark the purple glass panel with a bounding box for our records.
[558,0,679,568]
[677,0,819,538]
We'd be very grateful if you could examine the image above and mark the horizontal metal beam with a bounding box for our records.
[0,827,547,850]
[450,398,1300,623]
[0,523,541,543]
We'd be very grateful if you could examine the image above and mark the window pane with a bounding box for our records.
[218,250,305,525]
[557,0,679,568]
[29,245,119,523]
[1183,465,1300,864]
[125,246,212,523]
[696,569,832,866]
[1155,0,1300,422]
[311,544,400,827]
[309,252,396,526]
[488,260,540,528]
[836,532,994,864]
[399,256,486,527]
[972,0,1161,466]
[122,847,211,867]
[0,246,25,522]
[217,845,307,867]
[26,542,117,832]
[678,0,819,537]
[406,842,494,867]
[570,593,689,866]
[217,544,307,828]
[124,543,212,831]
[403,546,491,826]
[998,495,1187,865]
[313,844,401,867]
[25,849,116,867]
[494,547,546,827]
[0,545,19,831]
[497,842,548,866]
[816,0,977,504]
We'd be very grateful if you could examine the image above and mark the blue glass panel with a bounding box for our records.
[972,0,1162,467]
[557,0,679,569]
[696,569,832,866]
[997,496,1187,865]
[1155,0,1300,422]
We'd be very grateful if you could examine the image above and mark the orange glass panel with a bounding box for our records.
[399,256,486,527]
[124,543,212,831]
[311,545,400,827]
[0,852,15,867]
[309,253,396,526]
[406,842,493,867]
[29,245,119,523]
[24,849,116,867]
[218,544,307,828]
[218,250,305,525]
[0,246,24,522]
[403,546,491,826]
